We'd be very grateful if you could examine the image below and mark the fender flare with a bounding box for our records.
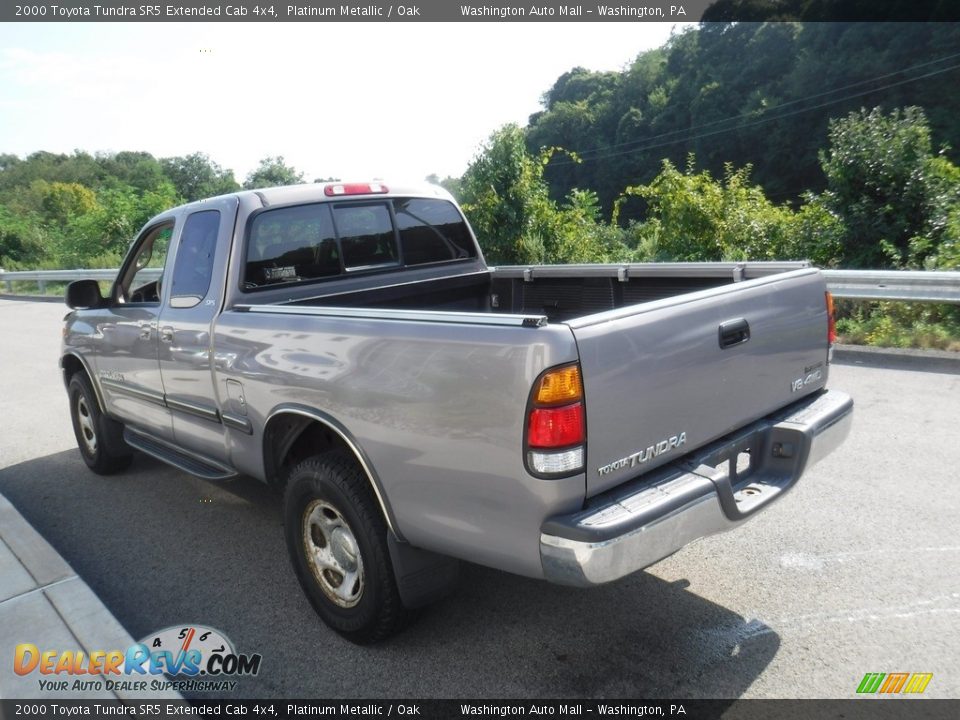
[263,404,402,540]
[61,352,107,413]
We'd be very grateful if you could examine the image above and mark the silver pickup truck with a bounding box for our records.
[61,182,852,642]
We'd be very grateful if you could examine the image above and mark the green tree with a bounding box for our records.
[526,23,960,216]
[782,196,846,267]
[551,188,630,264]
[243,156,304,189]
[920,155,960,269]
[459,125,627,264]
[459,125,559,264]
[61,182,179,266]
[0,154,21,172]
[35,181,98,227]
[616,156,844,264]
[97,151,167,193]
[161,152,239,202]
[0,205,46,264]
[818,106,960,267]
[425,174,461,199]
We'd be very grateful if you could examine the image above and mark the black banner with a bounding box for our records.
[1,700,959,720]
[1,0,957,23]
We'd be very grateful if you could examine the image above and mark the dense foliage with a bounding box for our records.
[0,152,304,269]
[528,23,960,218]
[242,156,305,189]
[2,22,959,347]
[458,101,960,348]
[458,125,628,265]
[818,107,960,268]
[462,108,959,272]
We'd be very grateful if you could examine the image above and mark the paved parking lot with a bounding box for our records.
[0,298,957,699]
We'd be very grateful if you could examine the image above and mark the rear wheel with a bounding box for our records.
[284,451,407,643]
[68,373,132,474]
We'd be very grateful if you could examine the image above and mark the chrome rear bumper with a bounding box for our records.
[540,389,853,586]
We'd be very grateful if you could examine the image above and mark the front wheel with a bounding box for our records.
[68,373,132,475]
[284,451,408,643]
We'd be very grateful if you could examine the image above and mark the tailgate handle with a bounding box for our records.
[719,318,750,349]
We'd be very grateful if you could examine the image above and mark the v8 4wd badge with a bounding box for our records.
[791,368,822,392]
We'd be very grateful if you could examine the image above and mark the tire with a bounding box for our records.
[68,373,132,475]
[284,451,408,644]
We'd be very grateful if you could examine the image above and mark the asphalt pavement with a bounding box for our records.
[0,298,957,700]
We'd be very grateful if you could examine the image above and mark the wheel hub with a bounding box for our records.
[76,396,98,455]
[330,527,358,571]
[302,499,365,608]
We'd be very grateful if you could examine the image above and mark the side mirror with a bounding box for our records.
[65,279,105,310]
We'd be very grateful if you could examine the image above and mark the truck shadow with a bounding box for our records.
[0,450,779,700]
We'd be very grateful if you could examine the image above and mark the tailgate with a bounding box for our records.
[568,268,830,497]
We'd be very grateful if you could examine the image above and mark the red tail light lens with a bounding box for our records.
[528,402,585,448]
[526,363,586,477]
[826,291,837,345]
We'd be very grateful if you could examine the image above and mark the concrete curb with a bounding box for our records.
[833,343,960,373]
[0,494,183,701]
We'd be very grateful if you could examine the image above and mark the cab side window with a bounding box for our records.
[169,210,221,308]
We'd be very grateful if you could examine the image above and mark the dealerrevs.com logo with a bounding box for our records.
[14,625,262,694]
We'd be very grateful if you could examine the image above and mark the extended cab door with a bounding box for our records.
[157,197,238,462]
[91,220,176,440]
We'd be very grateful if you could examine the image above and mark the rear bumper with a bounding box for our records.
[539,389,853,586]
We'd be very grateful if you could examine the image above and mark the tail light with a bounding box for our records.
[826,291,837,345]
[526,364,585,477]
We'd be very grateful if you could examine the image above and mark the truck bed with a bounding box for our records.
[281,261,812,320]
[239,260,831,498]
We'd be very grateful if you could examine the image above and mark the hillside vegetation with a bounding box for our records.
[2,23,959,347]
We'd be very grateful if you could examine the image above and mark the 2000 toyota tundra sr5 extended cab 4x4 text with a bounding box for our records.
[61,182,852,642]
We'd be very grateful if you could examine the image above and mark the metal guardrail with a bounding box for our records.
[0,268,161,294]
[1,267,959,303]
[820,269,960,304]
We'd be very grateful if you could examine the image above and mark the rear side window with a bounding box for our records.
[394,198,476,265]
[169,210,220,307]
[333,203,398,270]
[242,198,477,290]
[245,204,340,289]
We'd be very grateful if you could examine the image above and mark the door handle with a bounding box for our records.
[138,321,154,340]
[719,318,750,349]
[160,326,174,343]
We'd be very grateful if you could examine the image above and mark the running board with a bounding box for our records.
[123,429,237,481]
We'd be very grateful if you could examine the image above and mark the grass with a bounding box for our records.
[836,300,960,352]
[0,281,70,297]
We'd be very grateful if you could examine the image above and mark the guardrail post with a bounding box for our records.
[38,279,47,294]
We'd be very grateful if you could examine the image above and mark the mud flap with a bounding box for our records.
[387,532,460,609]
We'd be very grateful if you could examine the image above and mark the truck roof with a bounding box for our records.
[181,181,457,213]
